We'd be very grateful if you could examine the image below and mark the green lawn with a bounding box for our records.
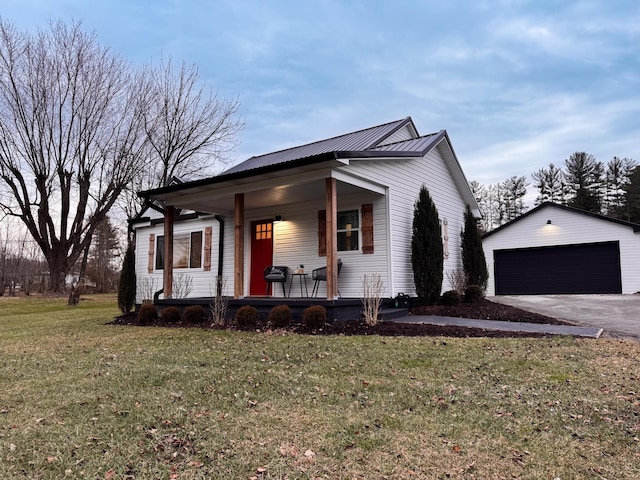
[1,295,639,479]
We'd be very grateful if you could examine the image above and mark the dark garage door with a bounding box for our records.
[494,241,622,295]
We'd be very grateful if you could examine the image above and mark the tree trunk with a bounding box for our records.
[47,249,72,293]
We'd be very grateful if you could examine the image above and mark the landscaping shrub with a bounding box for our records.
[441,289,461,306]
[464,284,484,303]
[236,305,259,328]
[411,185,443,305]
[461,204,488,290]
[161,306,182,324]
[268,304,291,328]
[137,303,157,325]
[303,305,326,329]
[117,243,136,314]
[183,305,206,324]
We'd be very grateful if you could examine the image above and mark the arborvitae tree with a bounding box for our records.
[411,185,443,305]
[117,243,136,314]
[461,204,488,290]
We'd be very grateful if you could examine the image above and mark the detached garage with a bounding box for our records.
[483,202,640,296]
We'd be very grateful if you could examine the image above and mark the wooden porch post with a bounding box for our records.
[325,178,338,300]
[163,205,174,299]
[234,193,244,299]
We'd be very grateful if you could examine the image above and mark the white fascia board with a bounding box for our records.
[330,169,387,195]
[162,168,336,209]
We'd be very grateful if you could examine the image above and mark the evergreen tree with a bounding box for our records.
[500,175,529,221]
[564,152,602,213]
[605,157,637,218]
[531,163,566,205]
[87,217,120,292]
[411,185,443,305]
[117,243,136,314]
[623,167,640,224]
[461,204,488,290]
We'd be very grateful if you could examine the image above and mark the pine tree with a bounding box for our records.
[564,152,602,213]
[411,185,443,305]
[623,166,640,224]
[117,243,136,314]
[461,204,488,290]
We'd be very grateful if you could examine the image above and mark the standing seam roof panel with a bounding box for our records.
[223,118,412,175]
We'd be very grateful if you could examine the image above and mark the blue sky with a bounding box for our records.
[3,0,639,186]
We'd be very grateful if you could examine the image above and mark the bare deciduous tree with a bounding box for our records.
[0,20,151,291]
[120,58,244,220]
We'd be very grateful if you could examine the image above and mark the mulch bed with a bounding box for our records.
[112,299,571,339]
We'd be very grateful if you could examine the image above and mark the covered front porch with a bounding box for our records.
[144,156,389,303]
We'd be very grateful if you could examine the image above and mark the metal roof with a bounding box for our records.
[223,117,415,175]
[371,132,443,153]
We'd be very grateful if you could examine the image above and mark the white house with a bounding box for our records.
[132,116,479,304]
[482,202,640,296]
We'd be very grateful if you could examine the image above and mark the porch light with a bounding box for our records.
[274,215,283,223]
[546,219,552,225]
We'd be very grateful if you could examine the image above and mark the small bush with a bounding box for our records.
[303,305,326,329]
[441,290,461,306]
[268,305,291,328]
[236,305,259,328]
[464,285,485,303]
[137,303,157,325]
[183,305,206,324]
[161,306,182,324]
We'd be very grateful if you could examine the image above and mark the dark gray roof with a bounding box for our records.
[371,133,443,153]
[139,117,453,200]
[224,117,416,175]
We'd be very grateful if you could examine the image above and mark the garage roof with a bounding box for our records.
[483,202,640,239]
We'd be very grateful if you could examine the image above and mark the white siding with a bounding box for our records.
[239,191,389,298]
[482,205,640,295]
[346,140,467,296]
[134,216,223,302]
[133,139,472,300]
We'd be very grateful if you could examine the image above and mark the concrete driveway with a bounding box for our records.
[490,294,640,341]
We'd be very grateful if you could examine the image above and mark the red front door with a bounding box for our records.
[250,220,274,295]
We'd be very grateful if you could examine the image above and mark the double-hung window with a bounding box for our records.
[155,231,203,270]
[337,210,359,251]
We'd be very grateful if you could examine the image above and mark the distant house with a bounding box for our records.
[132,116,478,304]
[482,202,640,295]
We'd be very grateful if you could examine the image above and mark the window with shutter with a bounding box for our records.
[155,230,204,270]
[148,234,155,274]
[318,210,326,257]
[203,226,212,271]
[361,203,374,254]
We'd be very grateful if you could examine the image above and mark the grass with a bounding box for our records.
[1,295,639,479]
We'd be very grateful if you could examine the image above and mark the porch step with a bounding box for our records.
[379,308,409,321]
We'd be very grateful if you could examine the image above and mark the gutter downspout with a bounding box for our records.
[215,215,225,296]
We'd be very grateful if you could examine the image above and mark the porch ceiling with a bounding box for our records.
[161,170,386,215]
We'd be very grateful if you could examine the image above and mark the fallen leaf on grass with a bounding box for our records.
[104,470,116,479]
[47,456,57,463]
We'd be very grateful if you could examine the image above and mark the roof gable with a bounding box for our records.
[483,202,640,239]
[139,117,479,217]
[223,117,417,175]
